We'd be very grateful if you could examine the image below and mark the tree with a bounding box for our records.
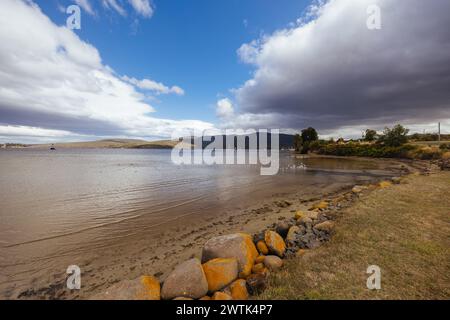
[379,124,409,147]
[301,127,319,143]
[300,127,318,154]
[293,134,303,152]
[363,129,377,142]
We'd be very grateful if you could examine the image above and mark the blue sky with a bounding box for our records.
[1,0,449,143]
[38,0,310,123]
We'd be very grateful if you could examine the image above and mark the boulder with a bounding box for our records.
[251,263,265,274]
[263,255,283,270]
[246,273,268,295]
[202,233,258,278]
[314,221,335,233]
[255,255,266,264]
[228,279,249,300]
[202,258,238,292]
[294,210,304,220]
[91,275,160,300]
[309,201,328,211]
[212,292,233,300]
[264,231,286,257]
[256,241,269,255]
[286,226,301,245]
[161,258,208,300]
[275,221,290,238]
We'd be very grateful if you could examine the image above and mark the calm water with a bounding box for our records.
[0,149,394,298]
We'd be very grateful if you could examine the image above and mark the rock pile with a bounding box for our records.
[94,181,402,300]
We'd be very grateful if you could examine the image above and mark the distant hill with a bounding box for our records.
[28,139,182,149]
[17,134,296,150]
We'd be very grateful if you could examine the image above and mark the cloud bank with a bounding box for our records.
[0,0,213,142]
[230,0,450,136]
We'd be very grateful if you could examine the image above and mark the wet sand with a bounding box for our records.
[0,150,423,299]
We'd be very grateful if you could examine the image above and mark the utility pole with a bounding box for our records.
[438,122,441,142]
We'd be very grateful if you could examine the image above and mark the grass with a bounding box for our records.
[259,171,450,300]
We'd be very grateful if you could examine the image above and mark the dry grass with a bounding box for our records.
[260,172,450,300]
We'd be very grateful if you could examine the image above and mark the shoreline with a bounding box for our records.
[5,156,428,300]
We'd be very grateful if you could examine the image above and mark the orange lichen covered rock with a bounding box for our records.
[379,181,392,188]
[251,263,265,274]
[228,279,248,300]
[202,233,258,278]
[202,258,238,292]
[91,275,160,300]
[294,210,305,220]
[199,296,211,300]
[263,255,283,270]
[161,258,208,300]
[212,291,233,300]
[264,230,286,257]
[256,240,269,255]
[255,255,265,264]
[309,201,329,211]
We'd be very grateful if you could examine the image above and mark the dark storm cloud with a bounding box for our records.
[232,0,450,134]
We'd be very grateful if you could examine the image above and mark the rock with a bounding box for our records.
[199,296,211,300]
[246,273,268,295]
[173,297,194,300]
[378,181,392,188]
[255,255,266,264]
[91,275,161,300]
[296,216,313,227]
[274,200,291,208]
[161,258,208,300]
[285,226,301,245]
[294,210,305,220]
[256,241,269,255]
[352,185,366,194]
[391,177,402,184]
[264,231,286,257]
[275,221,290,238]
[202,233,258,278]
[212,292,233,300]
[304,211,319,220]
[202,258,238,292]
[296,249,307,257]
[228,279,249,300]
[251,263,265,274]
[309,201,328,211]
[314,221,335,233]
[263,255,283,270]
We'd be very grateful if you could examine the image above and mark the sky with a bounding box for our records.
[0,0,449,143]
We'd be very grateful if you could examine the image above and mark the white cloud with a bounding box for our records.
[216,98,234,119]
[102,0,126,17]
[74,0,95,16]
[0,125,76,137]
[0,0,213,142]
[231,0,450,136]
[122,76,184,95]
[128,0,154,18]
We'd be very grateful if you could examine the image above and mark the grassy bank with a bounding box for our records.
[260,171,450,299]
